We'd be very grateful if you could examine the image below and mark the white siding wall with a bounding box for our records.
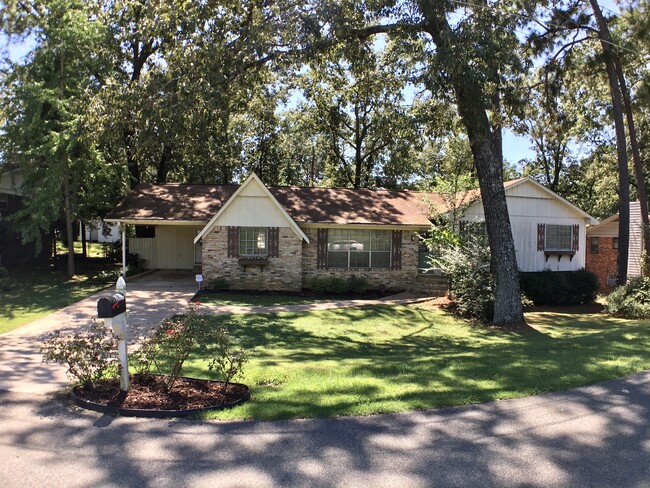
[628,201,643,277]
[215,178,299,229]
[129,226,198,269]
[462,181,590,272]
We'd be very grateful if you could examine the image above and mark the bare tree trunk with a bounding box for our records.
[419,1,524,326]
[81,222,87,259]
[591,0,630,286]
[614,57,650,268]
[63,170,75,277]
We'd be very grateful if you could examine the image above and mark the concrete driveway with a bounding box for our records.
[0,270,198,394]
[0,370,648,487]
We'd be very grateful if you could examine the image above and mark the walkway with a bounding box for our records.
[0,270,198,394]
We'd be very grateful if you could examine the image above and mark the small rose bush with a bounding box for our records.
[41,321,118,389]
[206,326,248,391]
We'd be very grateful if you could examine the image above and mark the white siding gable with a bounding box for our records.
[217,177,291,227]
[461,179,593,272]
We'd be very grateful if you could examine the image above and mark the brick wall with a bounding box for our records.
[301,228,447,294]
[585,237,618,292]
[202,226,303,291]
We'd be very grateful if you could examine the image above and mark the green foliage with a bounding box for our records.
[606,277,650,318]
[0,267,11,292]
[306,276,369,295]
[205,277,230,292]
[41,321,118,389]
[433,237,494,322]
[206,327,248,392]
[519,270,599,306]
[131,304,208,392]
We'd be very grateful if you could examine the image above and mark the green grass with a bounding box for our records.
[179,305,650,421]
[196,292,333,307]
[0,266,111,334]
[55,240,110,259]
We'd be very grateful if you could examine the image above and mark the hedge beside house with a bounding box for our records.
[519,269,599,306]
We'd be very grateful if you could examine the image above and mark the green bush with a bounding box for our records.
[519,269,599,306]
[0,266,11,291]
[205,277,229,291]
[433,237,494,322]
[606,277,650,318]
[306,276,369,294]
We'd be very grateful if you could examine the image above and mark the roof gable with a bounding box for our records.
[194,173,309,244]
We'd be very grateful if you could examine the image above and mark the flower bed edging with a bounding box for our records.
[71,378,250,419]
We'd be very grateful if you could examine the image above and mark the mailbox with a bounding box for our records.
[97,293,126,318]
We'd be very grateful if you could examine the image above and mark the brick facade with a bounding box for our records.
[202,226,303,291]
[301,228,447,294]
[585,237,618,292]
[202,225,448,295]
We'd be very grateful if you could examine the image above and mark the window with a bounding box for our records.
[613,237,619,249]
[0,193,7,211]
[327,229,391,268]
[590,237,599,254]
[135,225,155,238]
[545,224,572,251]
[239,227,267,256]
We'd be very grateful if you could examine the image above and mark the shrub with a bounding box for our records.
[0,266,11,291]
[519,269,599,306]
[131,303,208,391]
[306,276,369,294]
[205,277,229,291]
[433,237,494,322]
[41,321,118,389]
[206,327,248,392]
[606,277,650,318]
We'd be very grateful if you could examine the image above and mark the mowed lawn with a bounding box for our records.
[0,266,111,334]
[182,304,650,420]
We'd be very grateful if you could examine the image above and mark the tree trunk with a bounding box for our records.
[590,0,630,286]
[419,1,524,326]
[614,57,650,270]
[63,170,75,277]
[81,222,87,259]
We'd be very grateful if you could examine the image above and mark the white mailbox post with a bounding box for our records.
[195,273,203,292]
[97,278,129,391]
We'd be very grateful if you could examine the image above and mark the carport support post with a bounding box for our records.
[121,222,127,277]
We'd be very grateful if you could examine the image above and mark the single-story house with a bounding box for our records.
[586,201,643,290]
[105,174,597,293]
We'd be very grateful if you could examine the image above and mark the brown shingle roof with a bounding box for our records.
[106,183,437,226]
[106,184,238,222]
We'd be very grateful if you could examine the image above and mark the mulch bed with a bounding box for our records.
[74,374,248,411]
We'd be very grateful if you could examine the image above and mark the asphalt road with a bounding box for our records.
[1,370,648,488]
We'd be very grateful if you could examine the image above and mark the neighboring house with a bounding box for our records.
[105,174,597,293]
[80,220,121,244]
[0,168,33,267]
[586,201,643,291]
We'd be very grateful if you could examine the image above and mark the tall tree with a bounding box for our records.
[0,0,114,276]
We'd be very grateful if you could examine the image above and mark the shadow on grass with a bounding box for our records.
[183,305,650,420]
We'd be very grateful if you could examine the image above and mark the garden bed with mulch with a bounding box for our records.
[72,374,249,418]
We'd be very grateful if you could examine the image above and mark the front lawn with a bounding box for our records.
[181,305,650,420]
[0,266,111,334]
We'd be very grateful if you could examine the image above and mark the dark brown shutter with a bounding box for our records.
[572,224,580,251]
[268,227,279,257]
[391,230,403,270]
[227,226,239,257]
[537,223,545,251]
[317,228,328,269]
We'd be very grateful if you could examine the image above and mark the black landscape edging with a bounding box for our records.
[71,379,250,419]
